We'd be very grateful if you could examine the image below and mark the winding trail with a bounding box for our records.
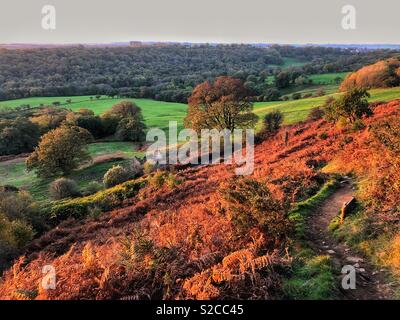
[305,179,394,300]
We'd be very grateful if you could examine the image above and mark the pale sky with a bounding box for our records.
[0,0,399,44]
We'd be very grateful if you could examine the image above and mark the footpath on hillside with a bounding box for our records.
[305,179,395,300]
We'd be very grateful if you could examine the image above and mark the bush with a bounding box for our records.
[143,161,156,175]
[49,178,80,200]
[0,190,38,222]
[85,181,104,195]
[0,213,35,269]
[352,119,366,131]
[263,88,281,101]
[103,159,143,189]
[220,177,292,244]
[324,88,372,124]
[103,165,129,188]
[125,157,143,178]
[46,178,146,222]
[257,111,284,141]
[292,93,302,100]
[9,220,35,249]
[308,107,325,121]
[149,171,182,189]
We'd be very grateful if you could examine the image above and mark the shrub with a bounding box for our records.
[149,171,182,189]
[49,178,80,200]
[292,93,302,100]
[257,111,284,142]
[352,119,366,131]
[220,177,292,244]
[9,220,35,249]
[45,178,146,222]
[143,161,155,175]
[0,213,35,269]
[318,132,328,140]
[85,181,104,195]
[308,107,325,121]
[324,87,372,124]
[125,157,143,178]
[0,190,38,222]
[103,165,129,188]
[263,88,281,101]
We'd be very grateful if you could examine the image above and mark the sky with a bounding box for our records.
[0,0,399,44]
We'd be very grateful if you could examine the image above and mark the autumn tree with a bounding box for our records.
[184,76,258,132]
[324,87,372,123]
[26,126,93,177]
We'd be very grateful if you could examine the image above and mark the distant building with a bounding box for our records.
[130,41,143,48]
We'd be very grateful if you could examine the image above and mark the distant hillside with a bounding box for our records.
[340,57,400,91]
[0,45,398,103]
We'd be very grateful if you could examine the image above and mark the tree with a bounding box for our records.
[0,118,40,156]
[274,71,291,89]
[184,76,258,132]
[103,101,142,119]
[325,87,372,123]
[101,101,145,136]
[262,111,284,135]
[66,111,104,138]
[263,88,280,101]
[115,117,146,142]
[26,126,93,177]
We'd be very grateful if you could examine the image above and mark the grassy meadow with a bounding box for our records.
[1,86,400,199]
[0,141,141,200]
[0,96,188,132]
[254,86,400,126]
[308,72,350,84]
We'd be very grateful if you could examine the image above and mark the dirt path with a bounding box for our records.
[306,179,394,300]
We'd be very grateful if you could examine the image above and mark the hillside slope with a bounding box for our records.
[1,100,399,300]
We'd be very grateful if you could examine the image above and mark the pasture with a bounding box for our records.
[0,96,188,132]
[1,86,400,199]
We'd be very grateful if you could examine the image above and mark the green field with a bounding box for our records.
[308,72,350,84]
[88,141,143,159]
[0,96,188,132]
[254,86,400,126]
[265,72,349,95]
[0,141,142,200]
[1,87,400,199]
